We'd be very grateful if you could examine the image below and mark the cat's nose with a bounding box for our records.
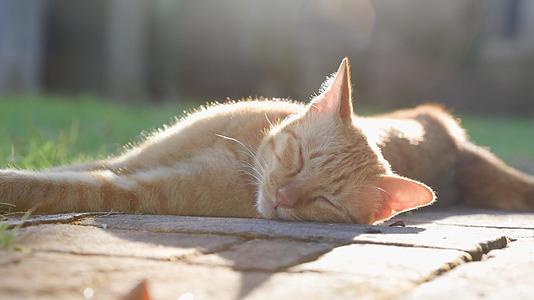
[275,184,299,208]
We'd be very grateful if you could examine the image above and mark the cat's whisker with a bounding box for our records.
[253,157,267,175]
[238,166,260,179]
[246,156,267,179]
[374,186,393,202]
[355,184,394,204]
[243,177,260,187]
[215,133,258,160]
[236,161,263,185]
[216,133,268,183]
[264,113,274,128]
[238,160,263,177]
[242,170,262,184]
[240,145,259,161]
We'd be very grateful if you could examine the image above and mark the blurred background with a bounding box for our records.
[0,0,532,170]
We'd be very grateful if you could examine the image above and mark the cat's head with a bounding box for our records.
[255,58,435,224]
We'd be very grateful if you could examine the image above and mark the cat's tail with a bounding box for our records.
[0,169,142,214]
[457,142,534,210]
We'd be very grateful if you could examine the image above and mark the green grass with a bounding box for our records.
[0,95,190,169]
[0,222,15,249]
[461,115,534,163]
[1,202,32,250]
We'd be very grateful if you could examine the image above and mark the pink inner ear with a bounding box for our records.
[374,175,435,222]
[308,58,352,119]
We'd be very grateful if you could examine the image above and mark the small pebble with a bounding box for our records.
[389,220,406,227]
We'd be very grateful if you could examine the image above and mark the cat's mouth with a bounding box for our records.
[256,190,298,221]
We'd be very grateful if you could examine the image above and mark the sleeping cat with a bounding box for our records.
[2,58,533,224]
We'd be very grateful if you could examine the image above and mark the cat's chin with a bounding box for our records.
[256,190,278,219]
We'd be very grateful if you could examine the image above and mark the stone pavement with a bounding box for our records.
[1,208,534,300]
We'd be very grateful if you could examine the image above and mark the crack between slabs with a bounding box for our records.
[6,212,122,229]
[72,220,345,244]
[429,222,534,231]
[409,235,511,288]
[0,235,250,268]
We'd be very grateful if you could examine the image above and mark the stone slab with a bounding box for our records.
[0,249,32,266]
[77,214,417,240]
[15,223,243,260]
[189,239,339,271]
[402,238,534,300]
[290,243,470,281]
[78,214,510,256]
[390,209,534,240]
[0,245,471,300]
[393,208,534,229]
[4,210,532,299]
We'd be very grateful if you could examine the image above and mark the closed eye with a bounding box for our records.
[285,144,304,177]
[314,196,339,209]
[296,144,304,173]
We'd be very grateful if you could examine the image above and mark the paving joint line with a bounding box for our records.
[407,234,511,290]
[6,212,122,229]
[73,221,347,244]
[423,222,534,231]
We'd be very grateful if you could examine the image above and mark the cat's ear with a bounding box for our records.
[373,175,435,222]
[307,58,353,121]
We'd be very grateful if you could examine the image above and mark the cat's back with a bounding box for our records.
[360,105,468,205]
[182,100,303,129]
[120,100,304,167]
[362,104,467,149]
[160,99,303,145]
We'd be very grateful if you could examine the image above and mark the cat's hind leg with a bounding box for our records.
[457,142,534,210]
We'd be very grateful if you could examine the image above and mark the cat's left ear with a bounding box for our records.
[307,58,353,121]
[373,175,436,223]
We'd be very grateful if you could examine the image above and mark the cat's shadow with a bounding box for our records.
[84,215,426,299]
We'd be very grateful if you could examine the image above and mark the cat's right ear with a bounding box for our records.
[307,58,353,122]
[372,175,436,223]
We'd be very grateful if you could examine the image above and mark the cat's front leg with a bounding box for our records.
[123,155,259,217]
[0,169,137,214]
[0,150,259,218]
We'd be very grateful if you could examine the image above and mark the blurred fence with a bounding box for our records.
[1,0,534,115]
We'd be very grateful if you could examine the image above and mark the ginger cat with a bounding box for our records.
[2,58,533,224]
